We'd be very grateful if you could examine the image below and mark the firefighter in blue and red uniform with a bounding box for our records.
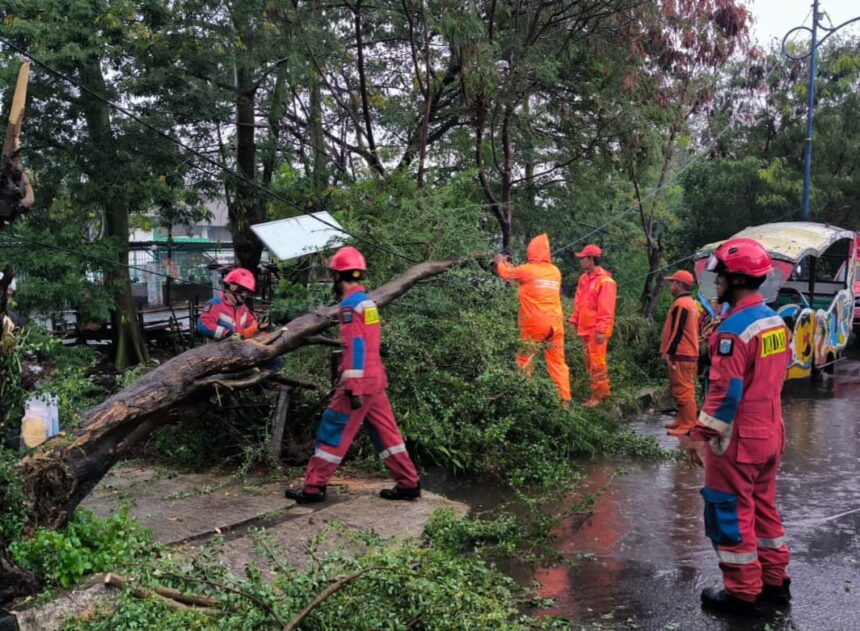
[197,268,260,340]
[683,238,792,616]
[284,246,421,504]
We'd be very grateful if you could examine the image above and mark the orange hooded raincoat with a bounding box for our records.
[497,234,571,401]
[569,266,616,399]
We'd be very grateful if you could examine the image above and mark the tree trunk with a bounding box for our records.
[0,538,40,604]
[230,67,264,272]
[352,0,385,176]
[78,61,148,369]
[309,72,327,205]
[228,3,266,273]
[1,259,457,603]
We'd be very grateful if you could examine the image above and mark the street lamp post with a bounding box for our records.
[782,1,860,221]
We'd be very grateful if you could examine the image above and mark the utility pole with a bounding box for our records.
[783,2,860,221]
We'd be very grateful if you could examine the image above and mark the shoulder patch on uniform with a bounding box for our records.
[717,337,734,356]
[760,328,787,358]
[341,310,353,323]
[363,305,380,325]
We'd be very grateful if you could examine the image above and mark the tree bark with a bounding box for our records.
[0,259,457,603]
[0,62,33,229]
[0,537,40,604]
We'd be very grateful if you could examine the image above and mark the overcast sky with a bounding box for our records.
[750,0,860,47]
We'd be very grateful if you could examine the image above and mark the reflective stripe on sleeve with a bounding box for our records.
[698,411,731,434]
[342,369,365,379]
[738,316,785,343]
[717,550,758,564]
[355,299,376,314]
[313,449,343,464]
[533,280,560,290]
[379,443,407,460]
[215,325,227,339]
[218,313,235,325]
[757,536,785,549]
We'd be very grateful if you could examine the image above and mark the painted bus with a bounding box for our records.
[694,222,857,380]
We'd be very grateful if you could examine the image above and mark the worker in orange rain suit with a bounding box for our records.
[683,237,791,617]
[568,244,616,407]
[493,234,571,404]
[660,270,700,436]
[283,246,421,504]
[197,268,260,340]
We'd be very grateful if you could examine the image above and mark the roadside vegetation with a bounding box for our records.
[1,0,858,626]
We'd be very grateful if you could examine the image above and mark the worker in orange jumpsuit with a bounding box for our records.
[660,270,700,436]
[494,234,571,404]
[569,244,616,407]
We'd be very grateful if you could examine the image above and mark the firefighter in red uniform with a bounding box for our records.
[197,268,260,340]
[685,238,791,616]
[284,246,421,504]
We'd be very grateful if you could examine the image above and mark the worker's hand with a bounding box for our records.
[677,434,706,468]
[493,253,505,265]
[346,391,362,410]
[595,332,606,345]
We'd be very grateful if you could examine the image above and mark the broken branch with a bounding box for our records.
[104,573,222,614]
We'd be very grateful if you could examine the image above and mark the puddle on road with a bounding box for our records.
[528,359,860,630]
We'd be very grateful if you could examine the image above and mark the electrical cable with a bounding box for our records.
[0,35,420,264]
[614,207,802,289]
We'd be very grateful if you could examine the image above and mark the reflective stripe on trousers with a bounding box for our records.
[717,550,758,564]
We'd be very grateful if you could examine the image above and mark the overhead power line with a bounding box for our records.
[0,35,420,264]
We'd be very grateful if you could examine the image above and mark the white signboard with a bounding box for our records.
[251,212,346,261]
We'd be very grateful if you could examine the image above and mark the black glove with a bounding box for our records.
[347,392,362,410]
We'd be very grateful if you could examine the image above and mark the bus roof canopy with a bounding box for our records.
[696,222,856,264]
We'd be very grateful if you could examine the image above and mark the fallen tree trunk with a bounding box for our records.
[1,259,456,604]
[0,62,33,229]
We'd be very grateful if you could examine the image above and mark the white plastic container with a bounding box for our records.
[20,395,60,448]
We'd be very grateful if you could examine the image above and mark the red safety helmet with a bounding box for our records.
[223,268,256,293]
[706,238,773,278]
[328,246,367,272]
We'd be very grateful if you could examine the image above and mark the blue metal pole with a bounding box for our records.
[801,0,820,221]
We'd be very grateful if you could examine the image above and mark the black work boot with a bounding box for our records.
[701,587,765,617]
[380,483,421,501]
[761,578,792,605]
[284,486,326,504]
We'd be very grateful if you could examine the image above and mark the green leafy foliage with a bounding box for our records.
[423,507,519,555]
[0,450,27,541]
[61,522,566,631]
[10,508,154,588]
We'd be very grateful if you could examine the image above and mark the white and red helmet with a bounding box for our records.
[706,238,773,278]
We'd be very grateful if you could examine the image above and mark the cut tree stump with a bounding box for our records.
[1,259,457,604]
[269,386,291,462]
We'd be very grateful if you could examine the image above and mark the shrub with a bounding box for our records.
[61,523,566,631]
[10,508,154,588]
[0,450,26,541]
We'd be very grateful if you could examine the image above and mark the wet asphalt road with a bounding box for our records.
[535,357,860,630]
